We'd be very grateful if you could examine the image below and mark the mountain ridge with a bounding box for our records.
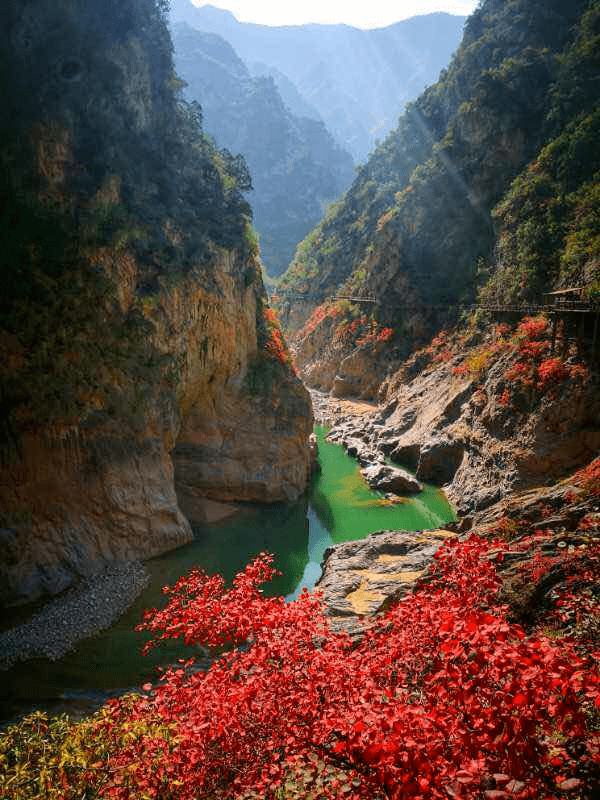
[169,0,467,160]
[171,20,354,276]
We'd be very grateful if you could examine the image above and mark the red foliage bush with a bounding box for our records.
[265,326,288,363]
[537,357,568,388]
[297,302,344,340]
[93,537,600,800]
[356,323,394,346]
[262,306,292,365]
[515,316,549,341]
[498,315,589,407]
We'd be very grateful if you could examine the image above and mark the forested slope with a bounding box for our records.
[171,22,353,277]
[278,0,600,393]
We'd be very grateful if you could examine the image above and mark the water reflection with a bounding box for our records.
[286,506,333,601]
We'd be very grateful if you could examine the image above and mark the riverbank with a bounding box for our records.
[309,388,377,427]
[0,392,373,674]
[0,562,149,671]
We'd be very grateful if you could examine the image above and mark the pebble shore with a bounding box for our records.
[0,562,149,670]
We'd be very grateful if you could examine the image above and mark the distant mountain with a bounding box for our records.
[169,1,466,161]
[171,22,354,277]
[249,62,321,123]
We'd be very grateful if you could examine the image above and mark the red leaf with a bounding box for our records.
[512,693,528,707]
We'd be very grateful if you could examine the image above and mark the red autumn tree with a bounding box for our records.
[95,536,600,799]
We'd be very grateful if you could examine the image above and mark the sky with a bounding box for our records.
[190,1,480,29]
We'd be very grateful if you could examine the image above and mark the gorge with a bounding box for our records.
[1,0,600,796]
[0,422,454,722]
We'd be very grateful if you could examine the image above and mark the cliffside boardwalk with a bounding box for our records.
[273,287,600,356]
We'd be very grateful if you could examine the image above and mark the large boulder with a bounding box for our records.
[317,528,457,631]
[360,463,422,495]
[390,442,421,471]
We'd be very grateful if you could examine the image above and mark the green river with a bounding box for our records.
[0,427,454,723]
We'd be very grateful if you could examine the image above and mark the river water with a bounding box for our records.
[0,427,454,724]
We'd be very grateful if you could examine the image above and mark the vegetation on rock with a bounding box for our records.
[445,315,591,409]
[0,0,312,606]
[482,1,600,304]
[279,0,600,391]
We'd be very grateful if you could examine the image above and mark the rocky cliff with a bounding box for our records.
[0,0,312,607]
[322,318,600,517]
[277,0,598,396]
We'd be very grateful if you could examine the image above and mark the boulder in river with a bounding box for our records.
[416,438,464,485]
[360,463,422,495]
[317,528,456,631]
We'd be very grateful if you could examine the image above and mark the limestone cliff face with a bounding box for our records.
[160,258,312,511]
[0,0,312,607]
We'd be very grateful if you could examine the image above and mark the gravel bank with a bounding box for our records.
[0,562,149,670]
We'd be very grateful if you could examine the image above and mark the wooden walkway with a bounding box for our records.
[272,290,600,356]
[272,292,600,315]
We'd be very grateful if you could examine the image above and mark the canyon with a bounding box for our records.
[1,0,599,672]
[1,5,600,795]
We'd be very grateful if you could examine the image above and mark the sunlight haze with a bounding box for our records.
[189,0,479,28]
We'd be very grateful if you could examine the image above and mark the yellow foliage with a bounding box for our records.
[0,697,177,799]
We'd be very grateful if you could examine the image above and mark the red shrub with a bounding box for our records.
[93,538,600,800]
[537,357,568,389]
[515,316,549,341]
[499,314,588,407]
[572,458,600,498]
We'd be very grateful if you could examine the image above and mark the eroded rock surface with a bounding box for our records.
[317,528,457,631]
[318,335,600,517]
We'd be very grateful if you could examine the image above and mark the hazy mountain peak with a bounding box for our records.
[171,21,354,277]
[172,21,248,78]
[170,3,466,159]
[192,3,238,24]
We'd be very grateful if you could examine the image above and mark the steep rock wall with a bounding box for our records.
[323,325,600,516]
[0,0,312,607]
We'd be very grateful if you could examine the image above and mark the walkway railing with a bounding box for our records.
[272,291,600,315]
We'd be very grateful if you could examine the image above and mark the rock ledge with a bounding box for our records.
[317,528,456,632]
